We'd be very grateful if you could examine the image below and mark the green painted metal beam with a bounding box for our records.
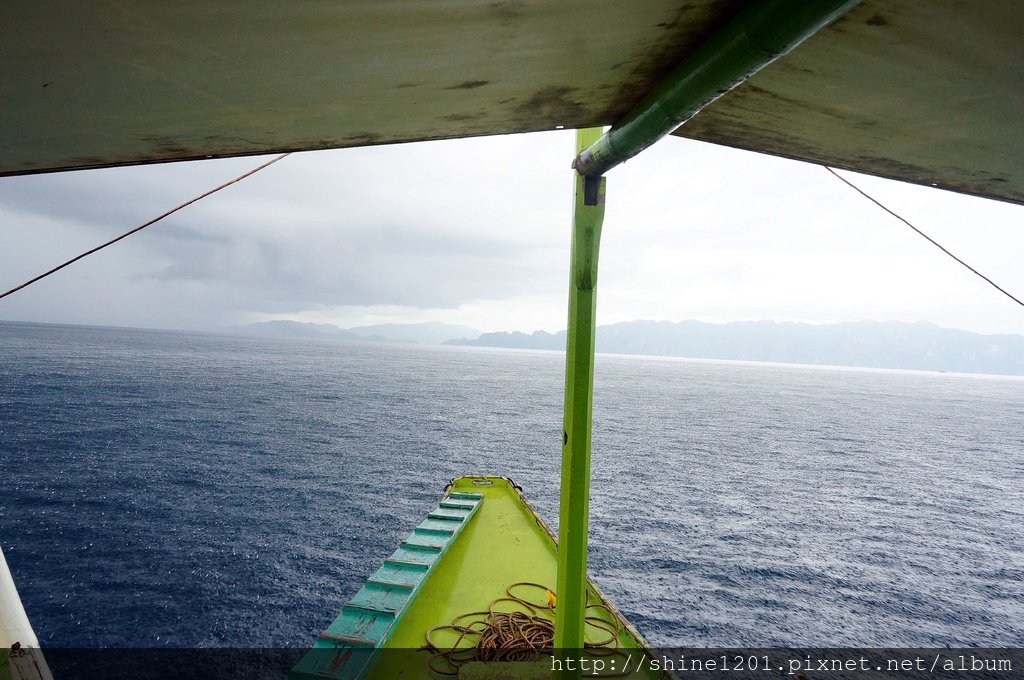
[572,0,861,178]
[290,492,483,680]
[555,127,606,665]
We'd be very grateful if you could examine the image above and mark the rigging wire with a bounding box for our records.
[0,153,290,301]
[825,166,1024,309]
[2,153,1019,312]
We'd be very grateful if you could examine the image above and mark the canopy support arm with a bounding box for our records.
[555,128,606,661]
[572,0,861,178]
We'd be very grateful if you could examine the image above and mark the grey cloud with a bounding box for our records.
[142,221,553,309]
[4,131,1020,335]
[0,140,570,326]
[0,158,264,234]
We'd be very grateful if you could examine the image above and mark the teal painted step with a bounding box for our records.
[289,491,483,680]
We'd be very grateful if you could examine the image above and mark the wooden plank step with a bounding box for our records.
[388,545,439,566]
[349,581,414,613]
[369,561,428,588]
[446,492,483,501]
[403,530,449,550]
[428,508,472,520]
[324,607,395,646]
[439,500,476,510]
[417,517,462,532]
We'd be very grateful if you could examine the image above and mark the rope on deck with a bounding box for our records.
[423,582,627,676]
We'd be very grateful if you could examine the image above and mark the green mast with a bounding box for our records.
[554,127,606,656]
[553,2,860,671]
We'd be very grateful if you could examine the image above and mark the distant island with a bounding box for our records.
[238,318,1024,376]
[446,320,1024,376]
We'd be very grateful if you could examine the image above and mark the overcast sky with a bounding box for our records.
[1,131,1022,336]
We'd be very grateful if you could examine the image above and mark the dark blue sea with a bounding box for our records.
[1,321,1022,649]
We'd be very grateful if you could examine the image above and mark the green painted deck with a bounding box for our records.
[296,476,665,679]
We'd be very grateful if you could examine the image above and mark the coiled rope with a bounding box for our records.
[423,582,624,677]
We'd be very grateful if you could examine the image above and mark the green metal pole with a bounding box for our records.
[573,0,860,177]
[552,3,860,668]
[555,127,606,664]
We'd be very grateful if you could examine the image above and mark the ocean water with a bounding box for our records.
[1,321,1022,649]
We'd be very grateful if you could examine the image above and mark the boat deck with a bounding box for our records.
[293,476,664,679]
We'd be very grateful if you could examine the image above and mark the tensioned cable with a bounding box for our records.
[3,153,1018,311]
[825,166,1024,309]
[0,153,290,301]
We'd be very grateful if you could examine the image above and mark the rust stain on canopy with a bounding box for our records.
[675,0,1024,204]
[1,0,1022,205]
[0,0,728,172]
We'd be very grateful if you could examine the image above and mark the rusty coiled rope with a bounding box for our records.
[423,582,624,677]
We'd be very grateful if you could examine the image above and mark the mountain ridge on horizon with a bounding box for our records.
[4,317,1021,375]
[446,318,1024,376]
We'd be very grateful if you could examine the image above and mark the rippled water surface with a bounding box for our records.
[1,321,1022,648]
